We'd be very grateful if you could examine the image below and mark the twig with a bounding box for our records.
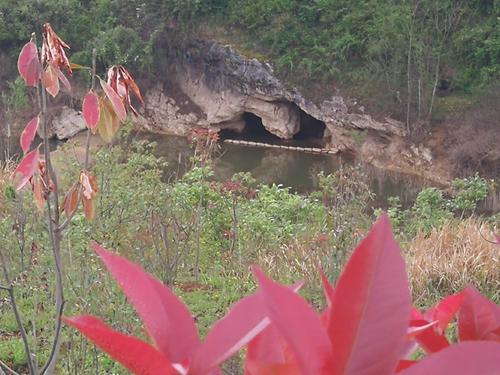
[0,359,20,375]
[478,226,499,245]
[60,49,96,233]
[84,48,97,170]
[39,300,66,374]
[0,249,36,374]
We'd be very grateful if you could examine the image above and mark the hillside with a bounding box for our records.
[1,0,499,176]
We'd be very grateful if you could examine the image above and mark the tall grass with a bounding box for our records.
[0,161,14,215]
[407,218,499,305]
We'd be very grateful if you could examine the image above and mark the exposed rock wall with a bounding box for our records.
[136,40,446,179]
[143,41,407,148]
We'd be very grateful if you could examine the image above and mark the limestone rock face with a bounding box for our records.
[48,107,87,140]
[143,40,407,143]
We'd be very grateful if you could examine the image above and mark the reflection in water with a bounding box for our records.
[135,132,437,209]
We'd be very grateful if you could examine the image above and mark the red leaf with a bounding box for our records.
[82,91,100,130]
[319,269,335,307]
[425,291,465,333]
[327,213,411,375]
[42,23,72,75]
[246,325,289,366]
[395,360,417,373]
[62,183,80,217]
[119,65,144,104]
[409,308,449,353]
[398,341,500,375]
[80,171,98,220]
[458,286,500,342]
[20,115,39,153]
[32,175,45,211]
[63,316,177,375]
[12,147,40,191]
[244,324,300,375]
[54,65,71,92]
[406,319,439,340]
[245,360,301,375]
[93,243,200,363]
[18,42,41,87]
[191,293,270,374]
[100,78,127,122]
[43,63,60,97]
[252,266,334,375]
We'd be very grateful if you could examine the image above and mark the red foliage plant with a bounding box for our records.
[14,22,143,214]
[64,214,500,374]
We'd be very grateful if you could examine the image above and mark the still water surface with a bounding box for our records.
[135,133,435,209]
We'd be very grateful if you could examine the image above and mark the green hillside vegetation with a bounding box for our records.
[1,0,499,126]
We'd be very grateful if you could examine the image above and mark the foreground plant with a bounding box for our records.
[2,21,143,374]
[65,214,500,374]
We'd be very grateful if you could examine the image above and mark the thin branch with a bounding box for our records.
[0,249,36,374]
[479,227,499,245]
[0,359,20,375]
[39,300,66,375]
[84,48,97,171]
[60,49,96,233]
[39,69,65,375]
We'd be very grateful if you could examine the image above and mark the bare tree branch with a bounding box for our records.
[0,248,36,374]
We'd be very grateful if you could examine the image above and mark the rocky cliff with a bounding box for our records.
[136,40,446,180]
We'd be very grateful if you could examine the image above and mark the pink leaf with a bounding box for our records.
[43,63,60,97]
[244,324,300,375]
[63,316,177,375]
[319,269,335,307]
[425,291,465,333]
[252,266,334,375]
[93,243,200,363]
[12,147,40,191]
[245,360,301,375]
[82,91,100,129]
[410,308,450,353]
[398,341,500,375]
[100,78,127,122]
[17,42,41,87]
[20,115,39,153]
[406,319,439,340]
[190,293,270,375]
[395,360,417,373]
[327,213,411,375]
[458,286,500,342]
[54,65,71,92]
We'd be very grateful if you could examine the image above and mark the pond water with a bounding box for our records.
[134,132,436,210]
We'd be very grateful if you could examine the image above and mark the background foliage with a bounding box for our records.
[1,0,499,118]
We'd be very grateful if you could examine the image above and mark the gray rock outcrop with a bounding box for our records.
[142,41,407,147]
[46,106,86,140]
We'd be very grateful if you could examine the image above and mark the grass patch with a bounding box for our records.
[407,217,499,305]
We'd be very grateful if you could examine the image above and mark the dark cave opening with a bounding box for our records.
[219,107,327,147]
[293,109,326,141]
[219,112,280,141]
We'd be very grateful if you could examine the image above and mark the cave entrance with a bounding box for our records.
[218,107,327,147]
[219,112,280,142]
[294,109,326,141]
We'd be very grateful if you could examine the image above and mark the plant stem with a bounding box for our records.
[0,249,36,374]
[84,48,97,170]
[39,76,65,375]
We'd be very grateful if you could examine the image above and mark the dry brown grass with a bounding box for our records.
[407,217,499,306]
